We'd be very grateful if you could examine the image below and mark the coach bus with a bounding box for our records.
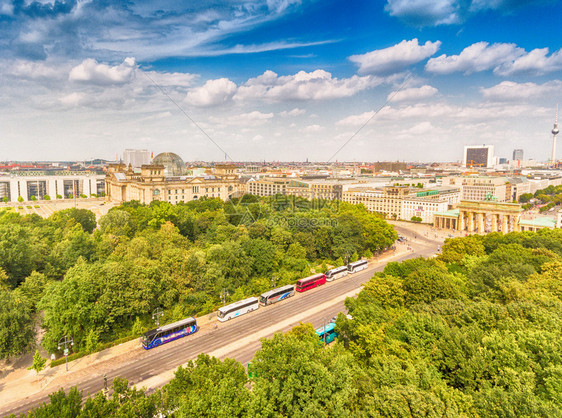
[217,297,259,322]
[325,266,348,282]
[141,317,198,350]
[316,322,338,344]
[296,273,326,293]
[259,284,295,306]
[347,259,368,273]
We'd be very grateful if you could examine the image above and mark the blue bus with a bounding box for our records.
[316,322,338,344]
[141,317,198,350]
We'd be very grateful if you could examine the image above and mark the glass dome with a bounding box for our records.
[152,152,186,176]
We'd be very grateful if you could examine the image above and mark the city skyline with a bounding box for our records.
[2,0,562,162]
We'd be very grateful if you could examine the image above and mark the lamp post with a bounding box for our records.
[220,289,229,306]
[58,335,74,372]
[152,307,164,327]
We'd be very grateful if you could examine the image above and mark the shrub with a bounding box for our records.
[56,194,62,199]
[30,195,37,201]
[43,195,51,200]
[17,196,24,202]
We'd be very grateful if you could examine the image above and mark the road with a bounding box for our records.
[1,226,439,417]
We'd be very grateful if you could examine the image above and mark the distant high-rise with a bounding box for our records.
[551,105,559,165]
[512,149,523,161]
[463,145,494,168]
[123,149,150,169]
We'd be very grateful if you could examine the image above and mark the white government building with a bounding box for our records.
[0,171,106,202]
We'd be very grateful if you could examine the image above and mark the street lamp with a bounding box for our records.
[58,335,74,372]
[220,289,229,306]
[152,307,164,327]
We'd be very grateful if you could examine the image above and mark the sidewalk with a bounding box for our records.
[0,243,411,406]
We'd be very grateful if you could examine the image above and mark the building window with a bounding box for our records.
[193,186,199,193]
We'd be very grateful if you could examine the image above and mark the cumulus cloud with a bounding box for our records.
[349,39,441,75]
[280,108,306,117]
[235,69,380,101]
[301,124,323,133]
[480,80,562,101]
[209,111,274,127]
[388,85,438,102]
[6,59,64,80]
[496,47,562,76]
[336,111,376,127]
[69,57,137,85]
[426,42,524,74]
[185,78,237,107]
[426,42,562,76]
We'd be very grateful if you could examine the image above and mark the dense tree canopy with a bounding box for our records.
[14,228,562,417]
[0,196,396,356]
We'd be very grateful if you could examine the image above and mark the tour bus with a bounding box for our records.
[325,266,348,282]
[217,297,259,322]
[259,284,295,306]
[296,273,326,293]
[316,322,338,344]
[141,317,198,350]
[347,259,368,273]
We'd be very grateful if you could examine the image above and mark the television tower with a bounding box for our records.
[552,104,559,166]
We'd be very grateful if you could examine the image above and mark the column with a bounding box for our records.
[477,213,484,234]
[502,214,509,233]
[467,212,474,232]
[458,211,464,231]
[513,215,521,232]
[491,213,498,232]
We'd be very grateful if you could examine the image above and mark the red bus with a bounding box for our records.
[296,273,326,292]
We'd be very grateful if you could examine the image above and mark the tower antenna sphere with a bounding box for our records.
[552,104,559,166]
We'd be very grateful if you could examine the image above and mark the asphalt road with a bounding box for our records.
[1,230,439,417]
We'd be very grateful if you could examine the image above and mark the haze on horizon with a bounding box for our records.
[1,0,562,163]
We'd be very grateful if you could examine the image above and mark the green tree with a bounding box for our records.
[165,354,250,416]
[2,196,8,203]
[0,290,34,358]
[18,195,24,202]
[28,349,47,379]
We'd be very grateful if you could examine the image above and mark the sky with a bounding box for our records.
[1,0,562,163]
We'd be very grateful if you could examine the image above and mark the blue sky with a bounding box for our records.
[1,0,562,162]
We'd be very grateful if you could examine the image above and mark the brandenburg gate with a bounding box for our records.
[434,200,523,233]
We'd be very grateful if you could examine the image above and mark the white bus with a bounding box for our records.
[217,297,259,322]
[347,259,368,273]
[259,284,295,306]
[325,266,348,282]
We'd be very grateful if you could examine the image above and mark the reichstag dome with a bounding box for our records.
[152,152,186,176]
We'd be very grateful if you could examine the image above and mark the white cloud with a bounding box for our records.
[426,42,562,76]
[399,121,439,135]
[209,110,274,127]
[495,47,562,76]
[280,107,306,117]
[480,80,562,101]
[235,69,380,101]
[385,0,460,26]
[336,111,376,126]
[388,85,438,102]
[426,42,524,74]
[7,59,64,80]
[349,39,441,75]
[69,57,137,85]
[185,78,237,107]
[301,124,323,133]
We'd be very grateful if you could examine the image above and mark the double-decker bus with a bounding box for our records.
[347,259,368,273]
[296,273,326,293]
[316,322,338,344]
[217,297,259,322]
[141,317,198,350]
[325,266,348,282]
[259,284,295,306]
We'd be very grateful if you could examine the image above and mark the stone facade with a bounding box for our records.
[105,163,244,205]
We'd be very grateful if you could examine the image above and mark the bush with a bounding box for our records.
[43,195,51,200]
[56,194,62,199]
[80,194,87,199]
[34,205,40,208]
[26,206,32,209]
[2,197,8,203]
[411,216,422,223]
[17,196,24,202]
[67,194,74,199]
[30,195,37,201]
